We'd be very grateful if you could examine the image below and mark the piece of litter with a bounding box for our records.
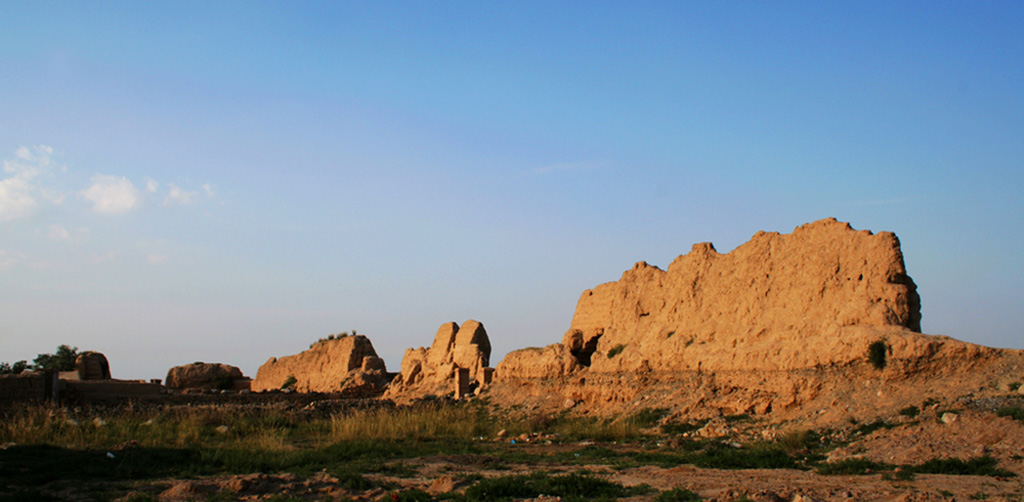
[106,452,115,459]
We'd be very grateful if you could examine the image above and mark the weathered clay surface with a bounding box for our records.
[74,352,111,380]
[252,335,389,396]
[165,362,243,390]
[386,320,492,400]
[491,219,1016,423]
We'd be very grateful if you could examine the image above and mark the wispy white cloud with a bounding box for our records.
[0,175,38,221]
[147,253,169,265]
[81,174,141,214]
[0,145,56,221]
[2,146,218,222]
[164,183,198,206]
[13,145,52,167]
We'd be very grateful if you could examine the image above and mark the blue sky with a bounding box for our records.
[1,2,1021,379]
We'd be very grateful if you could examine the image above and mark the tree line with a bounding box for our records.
[0,344,81,374]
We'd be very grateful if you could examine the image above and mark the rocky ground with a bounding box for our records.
[5,394,1021,502]
[120,445,1024,502]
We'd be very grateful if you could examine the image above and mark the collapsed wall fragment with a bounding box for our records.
[253,334,389,397]
[386,320,494,401]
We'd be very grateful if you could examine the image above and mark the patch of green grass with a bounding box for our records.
[459,472,633,502]
[661,419,709,435]
[684,443,798,470]
[265,495,307,502]
[996,406,1024,422]
[391,489,433,502]
[910,456,1014,478]
[0,487,65,502]
[816,457,892,475]
[656,486,703,501]
[206,489,238,502]
[0,438,482,486]
[606,344,626,359]
[630,408,670,428]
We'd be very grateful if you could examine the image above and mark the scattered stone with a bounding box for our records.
[216,425,230,435]
[941,412,959,424]
[427,475,456,495]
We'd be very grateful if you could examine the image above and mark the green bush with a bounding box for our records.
[868,341,887,369]
[607,344,626,359]
[630,408,669,427]
[817,457,891,475]
[996,406,1024,422]
[656,487,703,501]
[0,360,28,375]
[910,456,1014,477]
[280,375,297,390]
[685,443,798,470]
[462,472,630,501]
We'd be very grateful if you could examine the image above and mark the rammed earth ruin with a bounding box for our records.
[5,218,1021,426]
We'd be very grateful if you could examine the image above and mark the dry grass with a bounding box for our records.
[331,403,484,441]
[2,400,651,453]
[0,404,321,451]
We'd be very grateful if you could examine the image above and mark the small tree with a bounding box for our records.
[33,345,79,372]
[0,361,28,374]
